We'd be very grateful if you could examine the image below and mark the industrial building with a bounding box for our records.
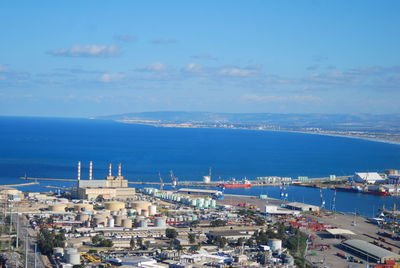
[341,239,400,263]
[352,172,385,184]
[74,161,135,200]
[285,202,320,212]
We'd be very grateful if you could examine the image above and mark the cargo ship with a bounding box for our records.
[362,186,390,196]
[335,186,363,193]
[219,178,252,189]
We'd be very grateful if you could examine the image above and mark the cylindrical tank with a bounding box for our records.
[267,239,282,251]
[65,248,80,265]
[74,203,94,212]
[139,219,148,228]
[114,215,126,226]
[141,209,149,217]
[105,201,125,211]
[122,218,133,228]
[148,205,157,216]
[93,215,106,226]
[203,175,211,183]
[155,217,167,228]
[108,217,115,228]
[50,203,68,212]
[131,201,151,211]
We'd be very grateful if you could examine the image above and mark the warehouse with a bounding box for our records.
[341,239,400,263]
[285,202,320,212]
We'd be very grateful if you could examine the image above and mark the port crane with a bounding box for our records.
[170,170,177,188]
[159,172,164,191]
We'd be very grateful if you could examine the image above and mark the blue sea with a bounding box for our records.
[1,116,400,216]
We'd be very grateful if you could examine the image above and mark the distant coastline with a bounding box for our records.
[115,119,400,146]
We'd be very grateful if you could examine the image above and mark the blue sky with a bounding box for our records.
[0,0,399,117]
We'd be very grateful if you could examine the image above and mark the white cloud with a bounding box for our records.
[182,63,204,73]
[47,45,120,57]
[100,73,125,83]
[218,68,257,77]
[136,62,167,72]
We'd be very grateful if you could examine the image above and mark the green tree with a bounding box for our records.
[210,219,227,227]
[130,236,135,249]
[215,236,227,248]
[137,237,143,248]
[188,233,196,244]
[165,228,178,239]
[254,216,266,226]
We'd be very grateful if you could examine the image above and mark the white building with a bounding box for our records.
[353,172,385,184]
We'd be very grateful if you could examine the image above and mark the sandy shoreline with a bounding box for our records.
[116,120,400,146]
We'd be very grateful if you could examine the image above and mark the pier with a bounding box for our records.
[0,182,39,187]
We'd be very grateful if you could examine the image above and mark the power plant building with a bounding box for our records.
[74,161,135,200]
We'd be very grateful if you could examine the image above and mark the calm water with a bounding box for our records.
[1,116,400,216]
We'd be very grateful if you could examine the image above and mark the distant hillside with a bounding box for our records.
[95,111,400,131]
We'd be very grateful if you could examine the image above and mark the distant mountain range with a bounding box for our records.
[95,111,400,132]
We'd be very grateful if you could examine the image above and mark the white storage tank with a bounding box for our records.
[65,248,80,265]
[139,219,148,228]
[108,217,115,228]
[267,239,282,251]
[155,217,167,228]
[148,205,157,216]
[141,209,149,217]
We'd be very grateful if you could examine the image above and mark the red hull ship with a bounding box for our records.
[219,178,252,189]
[219,183,252,189]
[363,190,390,196]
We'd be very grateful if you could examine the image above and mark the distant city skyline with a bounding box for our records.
[1,0,400,117]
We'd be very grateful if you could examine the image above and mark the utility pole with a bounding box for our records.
[25,234,28,268]
[34,243,37,268]
[16,212,19,248]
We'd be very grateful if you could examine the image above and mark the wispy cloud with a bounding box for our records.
[114,34,137,42]
[47,45,121,58]
[151,38,177,44]
[136,62,168,72]
[99,73,125,83]
[191,54,218,60]
[181,63,204,74]
[218,67,257,77]
[242,94,321,103]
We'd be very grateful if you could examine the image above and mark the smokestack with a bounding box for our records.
[108,163,112,177]
[89,161,93,180]
[118,163,122,177]
[77,161,81,180]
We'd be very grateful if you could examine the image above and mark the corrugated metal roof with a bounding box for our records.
[342,239,398,259]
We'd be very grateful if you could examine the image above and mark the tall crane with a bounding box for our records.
[170,170,177,188]
[320,189,325,209]
[159,172,164,191]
